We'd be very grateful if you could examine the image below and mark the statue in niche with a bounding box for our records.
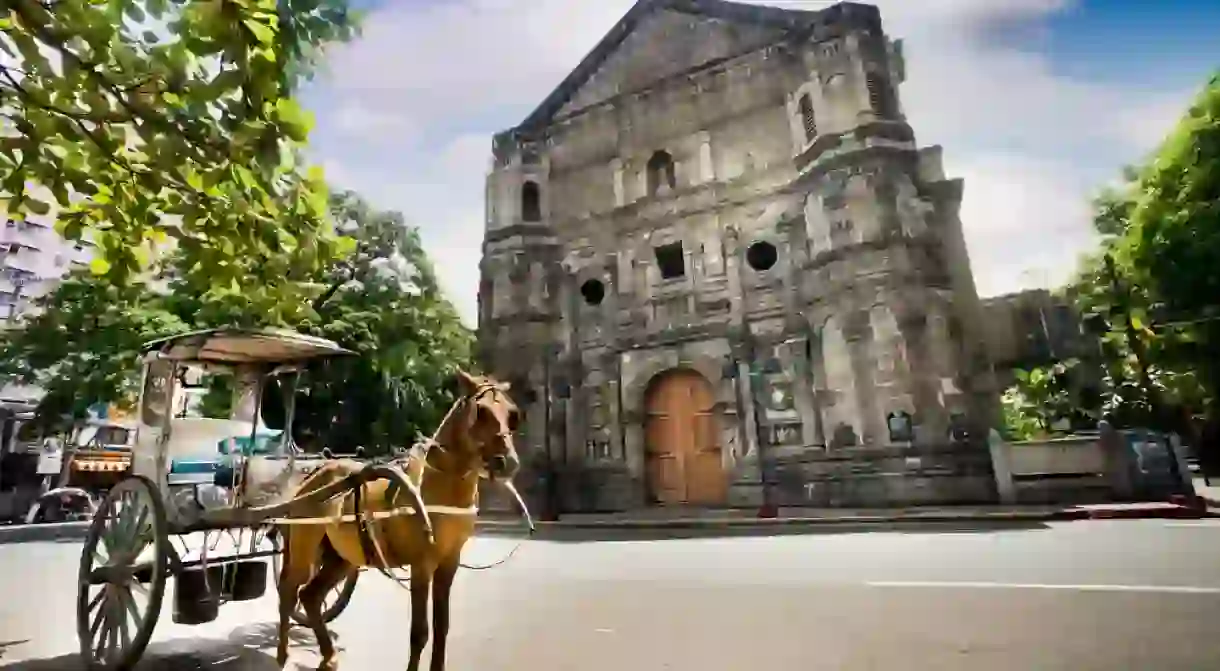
[767,381,794,413]
[770,423,800,446]
[831,422,858,448]
[887,410,913,443]
[948,412,971,443]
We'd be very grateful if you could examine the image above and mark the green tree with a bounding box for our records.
[0,271,188,432]
[0,0,358,323]
[1120,74,1220,408]
[1000,363,1078,439]
[1063,75,1220,429]
[279,191,474,454]
[0,191,473,453]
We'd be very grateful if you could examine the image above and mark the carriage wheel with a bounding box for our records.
[77,476,169,671]
[267,529,359,624]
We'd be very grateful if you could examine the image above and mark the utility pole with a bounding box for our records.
[1102,252,1184,488]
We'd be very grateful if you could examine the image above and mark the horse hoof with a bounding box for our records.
[316,660,339,671]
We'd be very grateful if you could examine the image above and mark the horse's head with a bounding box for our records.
[454,370,521,481]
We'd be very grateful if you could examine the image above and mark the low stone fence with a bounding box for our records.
[753,443,997,508]
[989,435,1111,505]
[988,431,1194,505]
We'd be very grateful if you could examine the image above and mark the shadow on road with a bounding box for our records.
[479,519,1053,543]
[0,622,333,671]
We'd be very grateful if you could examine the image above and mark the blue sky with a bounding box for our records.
[301,0,1220,324]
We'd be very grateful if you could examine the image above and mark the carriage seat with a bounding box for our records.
[167,418,261,486]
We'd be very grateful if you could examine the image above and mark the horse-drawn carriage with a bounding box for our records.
[77,328,529,670]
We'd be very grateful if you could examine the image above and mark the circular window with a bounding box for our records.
[746,241,778,271]
[580,279,606,306]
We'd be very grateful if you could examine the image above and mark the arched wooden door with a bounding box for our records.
[644,369,725,505]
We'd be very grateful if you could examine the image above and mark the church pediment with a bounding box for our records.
[519,0,818,130]
[555,9,788,117]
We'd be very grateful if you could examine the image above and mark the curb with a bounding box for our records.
[474,505,1216,536]
[0,521,90,544]
[3,506,1213,545]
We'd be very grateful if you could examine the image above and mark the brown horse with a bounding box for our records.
[275,371,521,671]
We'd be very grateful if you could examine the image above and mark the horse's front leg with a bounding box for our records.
[406,565,432,671]
[276,529,308,668]
[300,540,352,671]
[429,559,460,671]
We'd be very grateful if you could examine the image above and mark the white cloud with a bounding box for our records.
[304,0,1199,325]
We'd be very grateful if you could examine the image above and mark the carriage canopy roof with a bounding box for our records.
[141,328,353,364]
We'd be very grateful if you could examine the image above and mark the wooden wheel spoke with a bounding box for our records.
[92,543,109,568]
[89,589,108,639]
[124,503,151,551]
[90,591,109,659]
[130,579,150,598]
[101,497,127,554]
[106,598,121,663]
[118,584,145,631]
[115,496,139,551]
[115,589,134,654]
[87,585,106,615]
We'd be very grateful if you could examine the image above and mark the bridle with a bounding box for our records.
[411,381,515,474]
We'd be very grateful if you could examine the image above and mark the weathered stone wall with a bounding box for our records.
[477,1,998,512]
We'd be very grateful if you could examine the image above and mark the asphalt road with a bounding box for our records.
[3,519,1220,670]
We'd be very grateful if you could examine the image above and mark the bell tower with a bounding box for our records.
[782,4,995,446]
[477,131,564,508]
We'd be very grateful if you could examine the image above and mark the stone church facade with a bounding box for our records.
[477,0,1000,512]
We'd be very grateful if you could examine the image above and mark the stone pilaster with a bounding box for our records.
[844,309,882,445]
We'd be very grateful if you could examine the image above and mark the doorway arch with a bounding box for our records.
[644,368,725,505]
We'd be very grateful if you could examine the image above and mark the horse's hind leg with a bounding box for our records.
[300,538,352,671]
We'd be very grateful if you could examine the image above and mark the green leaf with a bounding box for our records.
[185,169,204,191]
[89,258,112,276]
[242,18,275,45]
[25,198,50,216]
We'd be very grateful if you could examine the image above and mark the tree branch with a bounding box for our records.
[9,0,230,165]
[312,267,355,312]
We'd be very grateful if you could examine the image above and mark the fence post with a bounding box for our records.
[988,428,1017,504]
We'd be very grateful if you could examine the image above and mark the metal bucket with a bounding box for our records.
[172,565,223,625]
[224,560,268,602]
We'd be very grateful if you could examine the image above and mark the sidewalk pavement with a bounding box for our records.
[1194,476,1220,508]
[475,500,1216,539]
[2,501,1213,545]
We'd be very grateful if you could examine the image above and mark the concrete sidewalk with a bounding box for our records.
[2,501,1212,545]
[1195,476,1220,508]
[476,500,1215,537]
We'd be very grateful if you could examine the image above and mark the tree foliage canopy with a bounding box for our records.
[0,1,473,450]
[1120,75,1220,393]
[0,0,358,323]
[0,272,188,429]
[266,190,474,453]
[0,192,473,452]
[1044,73,1220,438]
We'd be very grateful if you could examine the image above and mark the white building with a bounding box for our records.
[0,215,94,321]
[0,211,96,407]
